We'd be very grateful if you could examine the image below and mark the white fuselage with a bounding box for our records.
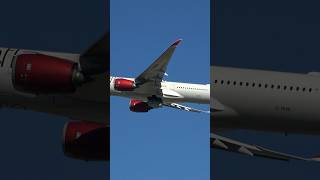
[110,76,210,104]
[212,66,320,134]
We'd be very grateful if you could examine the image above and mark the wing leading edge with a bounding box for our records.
[135,39,182,84]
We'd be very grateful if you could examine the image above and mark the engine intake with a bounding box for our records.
[63,121,109,161]
[114,78,135,91]
[129,99,152,112]
[13,54,85,94]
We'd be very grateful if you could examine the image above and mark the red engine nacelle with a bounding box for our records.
[129,99,152,112]
[13,54,84,94]
[63,121,109,161]
[114,78,135,91]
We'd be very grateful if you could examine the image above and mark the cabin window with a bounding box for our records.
[212,78,317,94]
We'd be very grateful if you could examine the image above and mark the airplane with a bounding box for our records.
[110,39,210,113]
[211,66,320,161]
[0,33,109,161]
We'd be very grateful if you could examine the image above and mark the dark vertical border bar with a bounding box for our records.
[106,0,110,164]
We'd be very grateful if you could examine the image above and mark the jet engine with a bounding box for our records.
[114,78,136,91]
[13,54,85,94]
[129,99,152,112]
[63,121,109,161]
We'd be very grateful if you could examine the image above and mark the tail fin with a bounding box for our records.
[80,32,109,75]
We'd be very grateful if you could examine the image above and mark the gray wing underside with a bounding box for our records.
[135,39,182,85]
[133,39,182,96]
[211,133,318,161]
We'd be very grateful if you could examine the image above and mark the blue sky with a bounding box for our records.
[110,0,210,179]
[212,0,320,179]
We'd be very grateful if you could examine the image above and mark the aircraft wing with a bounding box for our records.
[135,39,182,85]
[70,33,109,103]
[163,103,209,113]
[80,33,109,75]
[211,133,318,161]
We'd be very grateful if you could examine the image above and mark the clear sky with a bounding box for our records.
[110,0,210,179]
[212,0,320,179]
[0,0,109,179]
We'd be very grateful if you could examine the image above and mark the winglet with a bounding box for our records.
[171,39,183,47]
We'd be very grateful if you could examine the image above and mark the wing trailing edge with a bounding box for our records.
[211,133,320,162]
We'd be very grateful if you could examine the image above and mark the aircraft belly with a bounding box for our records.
[212,85,320,134]
[170,89,209,104]
[162,88,183,99]
[212,115,320,134]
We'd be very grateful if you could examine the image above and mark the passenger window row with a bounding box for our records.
[213,79,315,92]
[177,86,205,90]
